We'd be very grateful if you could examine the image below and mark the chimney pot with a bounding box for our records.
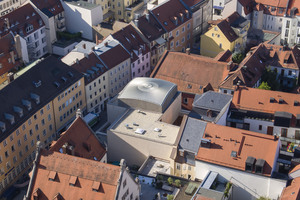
[186,48,190,55]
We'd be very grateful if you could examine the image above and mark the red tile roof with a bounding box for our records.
[0,3,44,38]
[30,0,64,17]
[27,149,120,200]
[99,44,130,69]
[280,177,300,200]
[112,24,150,62]
[214,50,232,62]
[151,0,192,32]
[290,164,300,174]
[50,116,106,161]
[231,86,300,126]
[196,123,279,176]
[70,52,108,85]
[151,51,229,94]
[0,33,21,77]
[220,43,267,90]
[137,14,166,41]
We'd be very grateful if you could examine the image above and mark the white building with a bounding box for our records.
[0,3,48,63]
[112,24,151,78]
[28,0,66,53]
[61,0,103,41]
[193,120,285,200]
[107,77,182,167]
[0,0,22,16]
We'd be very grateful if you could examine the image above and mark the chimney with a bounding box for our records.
[227,61,233,71]
[104,42,108,47]
[76,58,79,64]
[4,18,10,29]
[120,159,126,171]
[146,13,149,22]
[236,80,241,91]
[7,72,14,83]
[186,48,190,55]
[134,19,138,27]
[82,43,86,49]
[76,109,82,118]
[62,143,68,154]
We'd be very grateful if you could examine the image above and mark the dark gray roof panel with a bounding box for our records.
[179,117,207,153]
[0,56,83,143]
[193,91,232,111]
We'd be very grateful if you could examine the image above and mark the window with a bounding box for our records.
[176,163,180,170]
[47,104,50,110]
[169,32,172,37]
[259,125,262,130]
[29,129,33,136]
[183,98,188,104]
[187,23,190,30]
[219,43,222,48]
[281,128,287,137]
[48,114,51,121]
[187,33,190,40]
[212,33,214,37]
[41,119,45,126]
[35,124,39,131]
[181,37,185,43]
[5,151,9,158]
[182,26,185,33]
[24,134,27,141]
[176,30,179,36]
[123,179,127,188]
[34,114,37,120]
[25,145,29,152]
[28,119,32,125]
[176,41,179,47]
[171,41,174,47]
[17,139,21,147]
[40,109,44,115]
[16,129,20,136]
[11,145,15,152]
[49,124,53,131]
[295,130,300,140]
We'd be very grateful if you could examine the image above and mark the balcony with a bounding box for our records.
[125,0,143,11]
[280,136,300,144]
[57,24,66,32]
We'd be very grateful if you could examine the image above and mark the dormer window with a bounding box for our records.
[0,121,6,132]
[30,93,40,104]
[245,156,255,172]
[48,171,57,181]
[22,99,32,111]
[26,25,33,33]
[4,113,15,125]
[255,159,265,174]
[13,106,23,118]
[69,176,78,186]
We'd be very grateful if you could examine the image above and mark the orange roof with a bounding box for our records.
[290,164,300,174]
[28,150,120,200]
[280,177,300,200]
[196,123,279,176]
[231,87,300,126]
[151,51,229,94]
[50,117,106,161]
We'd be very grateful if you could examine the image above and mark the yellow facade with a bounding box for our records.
[0,72,8,85]
[169,19,193,52]
[0,103,56,192]
[0,77,86,194]
[200,23,249,58]
[174,162,195,180]
[110,0,143,22]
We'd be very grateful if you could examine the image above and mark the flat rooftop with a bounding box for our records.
[110,109,180,145]
[66,0,100,10]
[139,157,171,177]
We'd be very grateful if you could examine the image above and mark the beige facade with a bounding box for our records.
[86,72,109,114]
[53,77,86,131]
[110,0,143,22]
[174,160,195,180]
[108,58,131,97]
[169,19,193,52]
[0,0,21,16]
[0,103,56,192]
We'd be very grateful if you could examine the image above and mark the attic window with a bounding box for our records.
[270,97,275,103]
[255,159,265,174]
[295,101,299,106]
[48,171,57,181]
[30,93,40,104]
[187,84,192,89]
[92,181,101,192]
[61,76,67,82]
[245,156,255,171]
[0,121,6,132]
[4,113,15,125]
[22,99,32,111]
[26,25,33,33]
[69,176,78,186]
[33,80,42,88]
[231,151,237,158]
[279,99,284,104]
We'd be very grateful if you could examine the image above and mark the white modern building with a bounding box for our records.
[61,0,103,41]
[107,77,182,168]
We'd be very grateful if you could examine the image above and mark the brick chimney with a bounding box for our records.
[186,48,190,55]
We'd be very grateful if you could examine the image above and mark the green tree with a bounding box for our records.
[167,177,173,185]
[258,82,271,90]
[232,52,245,64]
[174,179,181,187]
[260,69,281,91]
[167,194,174,200]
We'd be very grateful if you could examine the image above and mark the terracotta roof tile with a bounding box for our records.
[50,117,106,161]
[69,52,108,85]
[112,24,150,62]
[137,14,166,41]
[151,51,229,94]
[280,177,300,200]
[0,33,21,77]
[196,123,279,176]
[30,0,64,17]
[151,0,192,32]
[99,44,130,69]
[0,3,44,37]
[231,87,300,126]
[28,149,120,200]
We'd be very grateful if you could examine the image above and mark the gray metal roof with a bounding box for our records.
[118,77,177,107]
[179,117,207,153]
[193,91,232,112]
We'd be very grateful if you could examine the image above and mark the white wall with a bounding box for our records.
[118,167,140,200]
[244,118,273,134]
[18,36,29,63]
[24,26,47,60]
[62,2,103,41]
[216,102,230,126]
[195,160,286,200]
[52,41,78,56]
